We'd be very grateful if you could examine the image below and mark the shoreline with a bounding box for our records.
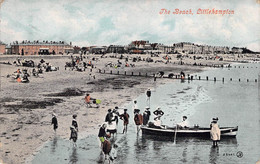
[0,53,258,164]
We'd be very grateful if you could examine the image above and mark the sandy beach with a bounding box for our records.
[0,53,258,164]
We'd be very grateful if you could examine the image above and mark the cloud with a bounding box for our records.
[0,0,259,51]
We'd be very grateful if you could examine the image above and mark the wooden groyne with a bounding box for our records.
[97,69,258,83]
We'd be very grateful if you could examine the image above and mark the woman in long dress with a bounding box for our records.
[210,118,220,147]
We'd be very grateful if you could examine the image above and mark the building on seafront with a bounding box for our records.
[0,41,7,54]
[172,42,230,54]
[106,45,126,53]
[10,40,73,55]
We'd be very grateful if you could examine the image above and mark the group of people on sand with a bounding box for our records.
[8,58,59,83]
[66,55,94,72]
[12,68,30,83]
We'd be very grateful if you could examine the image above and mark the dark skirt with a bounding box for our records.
[107,129,117,134]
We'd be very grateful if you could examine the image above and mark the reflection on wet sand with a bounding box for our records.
[51,136,58,153]
[69,147,78,164]
[209,146,219,164]
[142,134,238,146]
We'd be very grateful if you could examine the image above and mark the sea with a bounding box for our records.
[31,62,260,164]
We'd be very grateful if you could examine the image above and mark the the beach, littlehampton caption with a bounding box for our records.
[159,8,235,16]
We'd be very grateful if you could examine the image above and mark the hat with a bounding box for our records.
[52,113,56,117]
[212,117,218,121]
[183,116,187,119]
[115,106,119,109]
[134,109,140,113]
[108,109,112,112]
[72,114,77,118]
[145,106,150,109]
[124,109,127,111]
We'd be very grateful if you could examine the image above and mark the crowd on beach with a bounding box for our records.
[0,52,239,164]
[6,58,59,83]
[49,88,221,163]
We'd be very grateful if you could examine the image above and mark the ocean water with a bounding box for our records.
[31,62,260,164]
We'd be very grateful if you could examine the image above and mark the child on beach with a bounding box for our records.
[70,126,78,147]
[85,93,91,107]
[210,117,220,147]
[98,123,107,148]
[120,109,129,134]
[70,114,78,147]
[51,113,58,133]
[134,109,143,134]
[102,134,112,161]
[109,144,118,163]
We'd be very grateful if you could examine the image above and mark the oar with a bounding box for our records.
[174,125,177,144]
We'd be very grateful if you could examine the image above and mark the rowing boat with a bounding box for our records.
[141,125,238,138]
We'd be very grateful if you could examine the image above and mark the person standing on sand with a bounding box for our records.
[51,113,58,133]
[210,117,221,147]
[72,114,78,131]
[70,125,78,147]
[112,107,119,125]
[134,109,143,134]
[70,114,78,147]
[98,123,107,148]
[102,134,112,161]
[105,109,113,123]
[120,109,130,134]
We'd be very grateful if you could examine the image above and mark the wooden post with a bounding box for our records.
[206,76,208,81]
[255,79,257,82]
[110,70,112,74]
[199,76,201,80]
[103,70,105,73]
[191,76,193,80]
[125,71,126,75]
[132,72,134,76]
[117,71,119,75]
[214,77,216,81]
[247,79,249,82]
[239,78,240,82]
[146,73,148,77]
[230,78,232,81]
[139,72,141,76]
[222,78,224,82]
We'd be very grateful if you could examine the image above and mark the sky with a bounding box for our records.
[0,0,260,51]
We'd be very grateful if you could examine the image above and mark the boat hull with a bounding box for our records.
[141,126,238,138]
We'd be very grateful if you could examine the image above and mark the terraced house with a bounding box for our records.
[10,40,73,55]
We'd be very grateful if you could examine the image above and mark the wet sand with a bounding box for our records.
[0,53,258,163]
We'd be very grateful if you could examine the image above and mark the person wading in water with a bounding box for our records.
[120,109,129,134]
[210,117,220,147]
[134,109,143,134]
